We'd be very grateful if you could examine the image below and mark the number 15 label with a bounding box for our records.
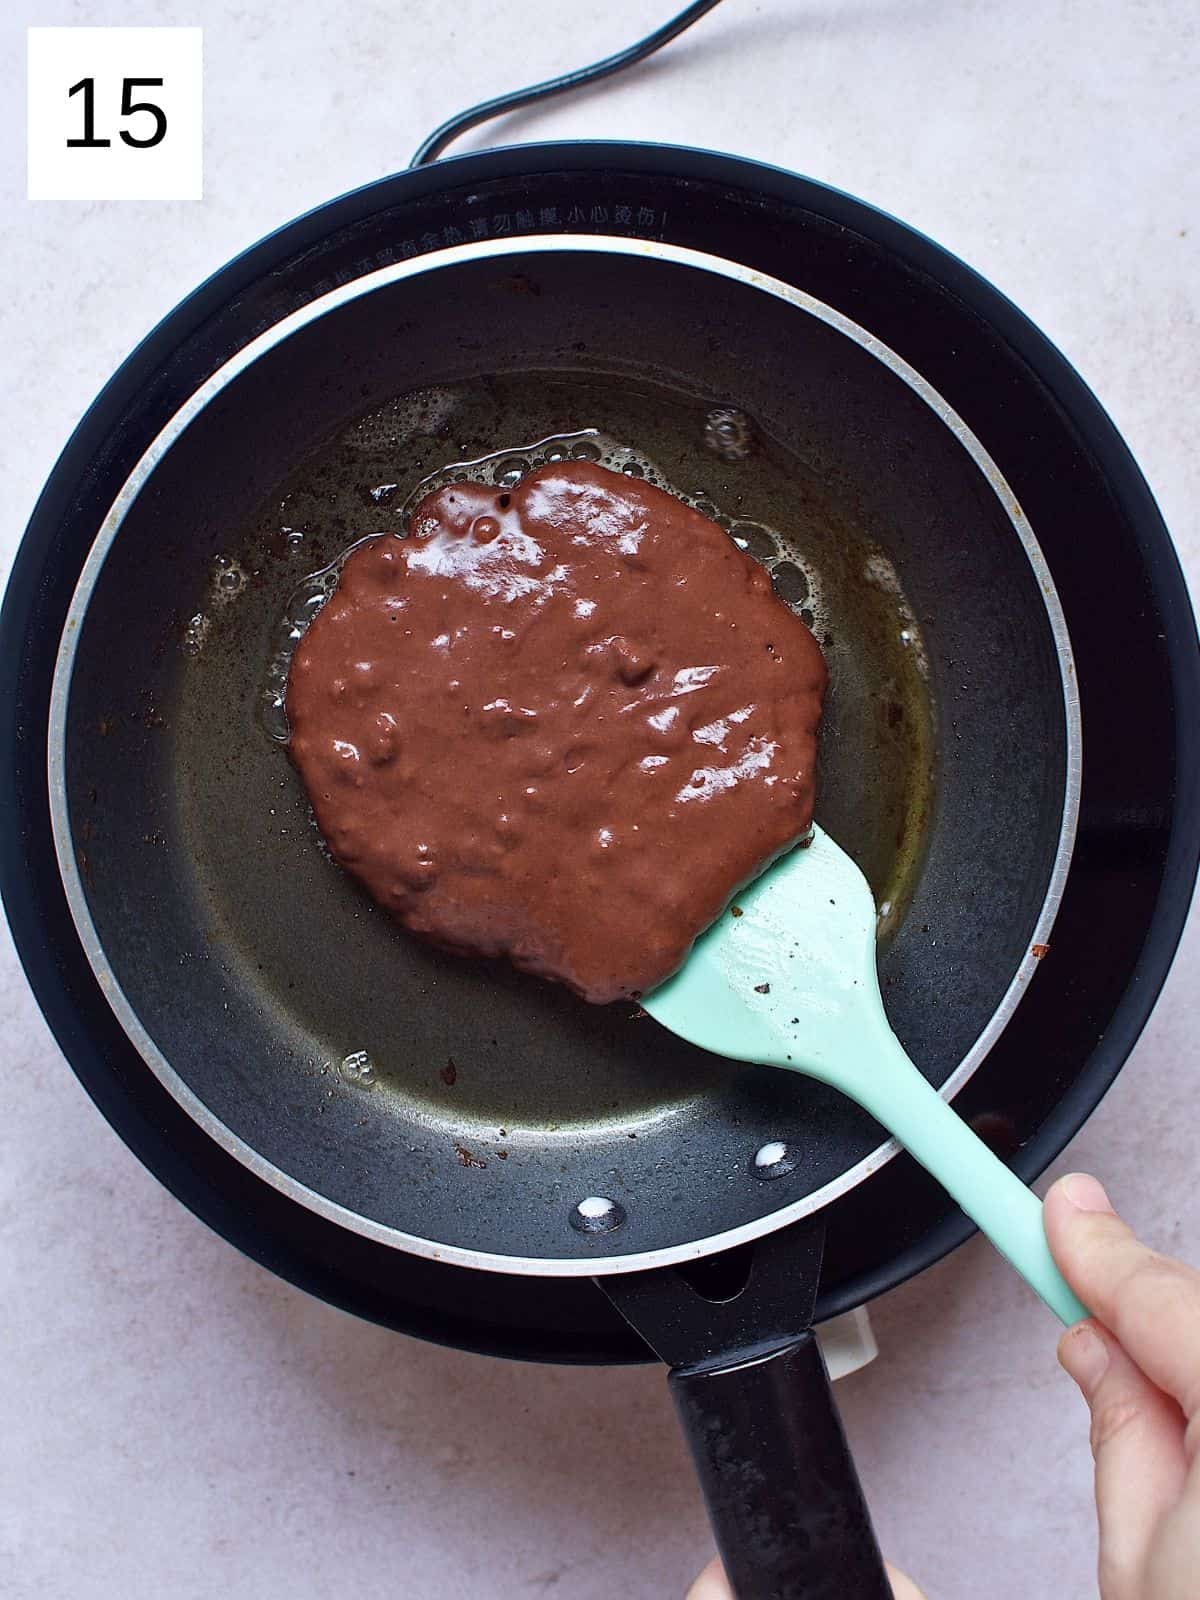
[28,28,202,201]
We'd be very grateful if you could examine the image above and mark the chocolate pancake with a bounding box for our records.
[286,461,827,1002]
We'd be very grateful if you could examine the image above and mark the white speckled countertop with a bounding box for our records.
[2,2,1197,1596]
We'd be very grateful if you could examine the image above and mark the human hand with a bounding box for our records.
[685,1553,925,1598]
[1046,1172,1200,1600]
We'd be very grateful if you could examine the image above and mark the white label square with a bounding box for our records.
[28,27,202,201]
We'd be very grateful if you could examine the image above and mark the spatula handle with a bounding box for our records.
[852,1036,1088,1326]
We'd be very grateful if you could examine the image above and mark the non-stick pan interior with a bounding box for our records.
[56,245,1070,1267]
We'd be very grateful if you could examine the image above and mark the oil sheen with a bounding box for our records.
[179,373,935,959]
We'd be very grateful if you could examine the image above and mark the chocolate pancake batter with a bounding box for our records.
[286,461,827,1003]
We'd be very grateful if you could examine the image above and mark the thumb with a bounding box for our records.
[686,1555,926,1598]
[1046,1175,1192,1594]
[685,1560,729,1600]
[887,1565,929,1600]
[1044,1173,1200,1415]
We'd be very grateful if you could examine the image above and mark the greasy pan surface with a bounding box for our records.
[5,148,1194,1352]
[51,240,1074,1269]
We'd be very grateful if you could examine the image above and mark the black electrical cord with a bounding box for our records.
[410,0,727,167]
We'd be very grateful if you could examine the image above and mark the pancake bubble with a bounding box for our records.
[258,535,384,741]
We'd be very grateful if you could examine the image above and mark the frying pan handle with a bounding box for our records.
[670,1330,893,1600]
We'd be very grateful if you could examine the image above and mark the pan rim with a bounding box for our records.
[47,233,1082,1276]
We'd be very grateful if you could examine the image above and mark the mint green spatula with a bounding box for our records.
[643,824,1086,1325]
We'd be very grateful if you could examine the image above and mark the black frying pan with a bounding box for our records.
[48,238,1076,1595]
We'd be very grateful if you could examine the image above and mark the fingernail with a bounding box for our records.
[1060,1323,1110,1398]
[1061,1173,1114,1214]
